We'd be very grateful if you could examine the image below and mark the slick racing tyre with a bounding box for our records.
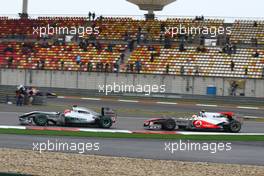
[228,120,241,133]
[162,119,176,131]
[99,116,112,128]
[33,114,48,126]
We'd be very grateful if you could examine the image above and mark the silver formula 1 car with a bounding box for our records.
[19,105,117,128]
[144,111,243,133]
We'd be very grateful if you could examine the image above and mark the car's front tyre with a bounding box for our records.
[33,114,48,126]
[162,119,176,131]
[98,116,112,128]
[228,120,241,133]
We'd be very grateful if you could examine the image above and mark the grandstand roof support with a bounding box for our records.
[126,0,176,14]
[22,0,28,14]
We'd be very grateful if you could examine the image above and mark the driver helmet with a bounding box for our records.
[200,110,206,117]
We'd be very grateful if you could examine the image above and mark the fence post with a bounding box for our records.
[0,68,2,85]
[24,69,27,86]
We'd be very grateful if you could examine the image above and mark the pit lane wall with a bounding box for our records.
[0,69,263,98]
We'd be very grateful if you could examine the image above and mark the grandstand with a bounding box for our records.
[0,16,264,79]
[0,0,263,98]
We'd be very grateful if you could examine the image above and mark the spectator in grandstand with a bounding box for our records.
[40,59,45,69]
[95,42,102,51]
[180,66,185,75]
[160,23,165,32]
[79,39,88,51]
[195,16,204,21]
[166,64,170,74]
[150,53,155,62]
[253,21,258,27]
[159,33,164,43]
[164,36,171,49]
[99,15,104,21]
[113,62,119,73]
[253,50,260,58]
[88,12,92,20]
[194,66,199,75]
[179,43,186,52]
[138,26,142,33]
[92,13,96,20]
[126,64,130,73]
[230,60,235,71]
[135,60,142,74]
[128,39,135,52]
[124,32,129,41]
[251,38,258,47]
[7,57,13,68]
[262,67,264,78]
[244,66,248,76]
[100,62,104,72]
[130,63,134,72]
[120,53,125,64]
[196,46,202,52]
[107,43,113,52]
[200,35,205,45]
[147,46,154,51]
[60,59,64,70]
[232,44,237,54]
[76,55,82,65]
[4,45,14,53]
[87,62,93,72]
[226,36,230,45]
[41,40,50,48]
[105,63,109,72]
[96,62,100,72]
[37,60,41,69]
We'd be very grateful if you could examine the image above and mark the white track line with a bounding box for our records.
[79,128,132,133]
[57,96,65,99]
[177,131,264,135]
[237,106,260,110]
[156,102,178,105]
[0,125,26,130]
[244,116,264,119]
[81,97,101,101]
[118,100,139,103]
[196,104,218,107]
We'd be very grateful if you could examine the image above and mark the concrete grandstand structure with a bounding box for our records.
[0,0,263,98]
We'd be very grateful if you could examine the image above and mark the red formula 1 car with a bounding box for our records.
[143,111,243,133]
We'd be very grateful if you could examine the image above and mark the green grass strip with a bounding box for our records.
[0,129,263,141]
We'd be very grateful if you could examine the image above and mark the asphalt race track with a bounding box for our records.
[0,98,263,165]
[0,97,263,133]
[0,134,263,165]
[0,111,264,133]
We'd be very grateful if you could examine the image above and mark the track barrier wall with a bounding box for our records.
[0,69,263,98]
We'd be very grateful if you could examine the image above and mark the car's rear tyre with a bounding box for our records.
[33,114,48,126]
[228,120,241,133]
[99,116,112,128]
[162,119,176,131]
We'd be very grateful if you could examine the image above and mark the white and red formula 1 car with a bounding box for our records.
[143,111,243,133]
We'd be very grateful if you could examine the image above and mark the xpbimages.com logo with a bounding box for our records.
[32,24,100,37]
[98,82,166,96]
[164,24,232,38]
[32,140,100,154]
[164,140,232,154]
